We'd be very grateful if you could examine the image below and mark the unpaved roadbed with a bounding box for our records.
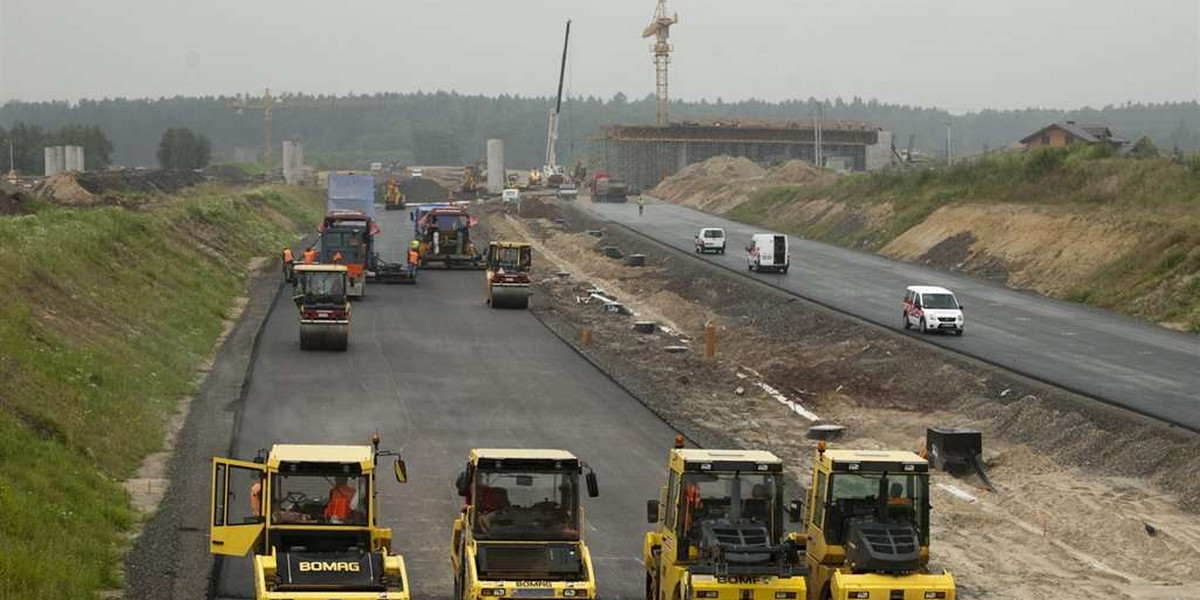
[485,199,1200,600]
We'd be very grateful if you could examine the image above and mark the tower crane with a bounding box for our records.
[226,88,333,169]
[642,0,678,127]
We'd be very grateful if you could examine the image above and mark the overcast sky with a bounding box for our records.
[1,0,1196,110]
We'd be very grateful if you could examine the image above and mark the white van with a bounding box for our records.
[694,228,726,254]
[903,285,964,335]
[747,233,789,273]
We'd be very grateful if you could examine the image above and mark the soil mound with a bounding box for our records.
[36,169,210,205]
[0,181,32,214]
[38,173,96,205]
[652,156,832,214]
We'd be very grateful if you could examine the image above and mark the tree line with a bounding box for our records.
[0,123,113,173]
[3,93,1199,171]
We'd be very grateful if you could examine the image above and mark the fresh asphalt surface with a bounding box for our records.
[579,198,1200,431]
[214,204,676,599]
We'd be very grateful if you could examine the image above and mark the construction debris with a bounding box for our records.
[805,423,846,441]
[633,321,657,334]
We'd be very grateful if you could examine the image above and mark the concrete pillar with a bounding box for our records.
[281,141,294,183]
[64,146,83,171]
[865,130,894,171]
[486,139,505,194]
[45,146,66,175]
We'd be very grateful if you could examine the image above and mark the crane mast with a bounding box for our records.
[543,20,571,179]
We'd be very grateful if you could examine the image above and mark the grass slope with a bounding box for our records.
[726,149,1200,331]
[0,185,323,599]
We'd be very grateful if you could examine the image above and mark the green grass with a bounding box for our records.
[0,185,323,599]
[219,161,267,176]
[722,148,1200,331]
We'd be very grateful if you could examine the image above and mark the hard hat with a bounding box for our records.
[410,240,420,249]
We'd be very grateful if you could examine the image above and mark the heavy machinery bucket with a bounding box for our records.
[927,427,994,491]
[490,284,530,309]
[299,320,349,351]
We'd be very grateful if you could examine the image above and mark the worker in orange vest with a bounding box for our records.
[282,247,295,282]
[303,247,317,264]
[324,476,357,524]
[407,240,420,267]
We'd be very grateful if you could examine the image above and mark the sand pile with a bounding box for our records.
[652,156,833,214]
[37,173,96,205]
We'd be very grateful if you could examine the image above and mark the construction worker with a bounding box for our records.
[408,240,420,267]
[250,479,263,518]
[324,476,358,524]
[638,196,645,216]
[303,246,317,264]
[282,247,295,282]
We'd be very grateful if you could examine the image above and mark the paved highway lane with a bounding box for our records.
[215,207,677,599]
[578,199,1200,430]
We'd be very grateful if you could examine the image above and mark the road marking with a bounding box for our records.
[758,382,820,421]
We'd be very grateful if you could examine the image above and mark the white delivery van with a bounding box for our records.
[747,233,789,273]
[903,285,964,335]
[694,227,726,254]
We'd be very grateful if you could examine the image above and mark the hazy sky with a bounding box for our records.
[1,0,1196,110]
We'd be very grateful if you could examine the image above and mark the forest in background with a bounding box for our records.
[3,92,1199,170]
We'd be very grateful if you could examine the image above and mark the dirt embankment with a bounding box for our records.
[35,169,210,205]
[0,185,324,600]
[651,154,1200,332]
[653,156,833,214]
[882,204,1146,293]
[483,199,1200,600]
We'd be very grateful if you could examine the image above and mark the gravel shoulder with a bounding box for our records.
[125,261,287,600]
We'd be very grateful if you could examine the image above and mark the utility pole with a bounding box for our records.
[812,102,824,168]
[945,117,953,166]
[5,138,13,175]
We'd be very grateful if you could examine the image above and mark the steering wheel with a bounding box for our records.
[283,491,309,507]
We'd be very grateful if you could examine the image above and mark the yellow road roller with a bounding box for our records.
[208,437,412,599]
[485,241,532,309]
[292,263,351,351]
